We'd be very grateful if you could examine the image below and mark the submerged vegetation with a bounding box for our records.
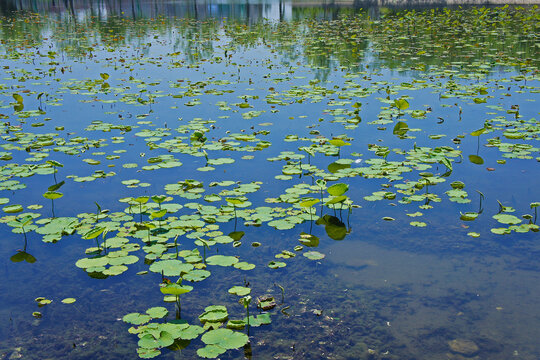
[0,2,539,359]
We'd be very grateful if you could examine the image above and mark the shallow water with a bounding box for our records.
[0,1,539,359]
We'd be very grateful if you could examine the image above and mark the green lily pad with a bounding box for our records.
[3,205,23,214]
[137,348,160,358]
[123,312,151,325]
[492,214,521,225]
[233,262,256,270]
[327,183,348,196]
[159,283,193,296]
[268,261,286,269]
[303,251,325,260]
[197,344,227,358]
[183,269,211,282]
[149,260,194,276]
[228,286,251,296]
[199,305,229,323]
[146,307,168,319]
[201,328,249,349]
[206,255,239,267]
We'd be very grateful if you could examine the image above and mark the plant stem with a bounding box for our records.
[176,295,181,319]
[233,205,237,229]
[275,283,285,304]
[246,304,250,336]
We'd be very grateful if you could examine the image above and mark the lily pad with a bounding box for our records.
[201,328,249,350]
[228,286,251,296]
[149,260,194,276]
[206,255,239,267]
[303,251,325,260]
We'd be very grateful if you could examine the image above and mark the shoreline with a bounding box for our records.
[292,0,540,5]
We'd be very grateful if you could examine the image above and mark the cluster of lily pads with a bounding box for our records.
[0,4,539,359]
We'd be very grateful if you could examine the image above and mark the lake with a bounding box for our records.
[0,1,539,359]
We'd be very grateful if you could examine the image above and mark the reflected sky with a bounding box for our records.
[1,0,430,22]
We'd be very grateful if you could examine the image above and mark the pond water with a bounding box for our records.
[0,1,539,359]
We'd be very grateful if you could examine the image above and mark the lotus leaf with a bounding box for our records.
[149,260,194,276]
[146,307,168,319]
[138,331,174,349]
[228,286,251,296]
[206,255,239,267]
[226,320,246,330]
[460,212,479,221]
[244,313,271,327]
[199,305,228,323]
[268,261,286,269]
[159,283,193,296]
[201,328,249,349]
[213,235,233,244]
[183,269,211,282]
[492,214,521,225]
[103,265,128,276]
[468,155,484,165]
[82,226,105,240]
[327,183,349,196]
[303,251,325,260]
[298,232,319,247]
[3,205,23,214]
[299,198,319,208]
[123,312,151,325]
[197,344,227,358]
[394,98,409,110]
[233,262,255,270]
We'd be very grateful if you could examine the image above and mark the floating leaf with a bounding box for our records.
[82,226,105,240]
[43,191,63,200]
[197,345,227,358]
[393,121,409,136]
[468,155,484,165]
[299,198,320,208]
[150,260,194,277]
[470,128,486,136]
[228,286,251,296]
[206,255,239,267]
[201,328,249,350]
[123,312,151,325]
[492,214,521,225]
[13,93,24,104]
[3,205,23,214]
[327,183,349,196]
[298,232,319,247]
[199,305,229,323]
[303,251,325,260]
[146,307,168,319]
[394,98,409,110]
[268,261,286,269]
[160,283,193,296]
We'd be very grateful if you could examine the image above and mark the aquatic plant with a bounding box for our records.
[0,4,538,359]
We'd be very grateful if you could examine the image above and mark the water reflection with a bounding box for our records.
[2,0,372,21]
[1,2,535,75]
